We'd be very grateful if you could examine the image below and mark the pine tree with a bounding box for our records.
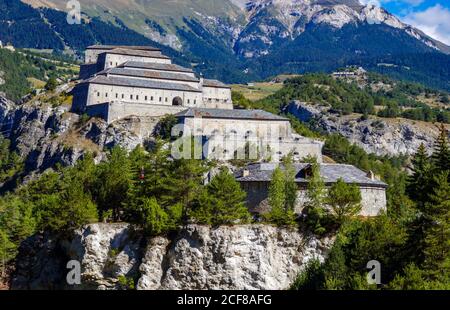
[431,124,450,174]
[305,162,326,210]
[163,158,209,224]
[283,154,298,213]
[193,168,250,225]
[326,178,362,225]
[266,165,296,226]
[304,161,328,234]
[266,167,286,224]
[423,171,450,280]
[95,147,132,221]
[407,143,432,209]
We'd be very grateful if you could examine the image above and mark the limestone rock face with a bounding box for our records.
[138,225,332,290]
[286,101,447,156]
[0,91,158,177]
[12,223,333,290]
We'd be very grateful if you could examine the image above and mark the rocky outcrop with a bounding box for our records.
[0,92,159,175]
[12,223,333,290]
[286,101,447,156]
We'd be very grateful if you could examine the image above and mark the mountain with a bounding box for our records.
[3,0,450,90]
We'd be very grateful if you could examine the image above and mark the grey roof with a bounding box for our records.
[87,45,160,51]
[98,67,199,82]
[85,75,202,93]
[203,79,230,89]
[103,48,170,59]
[175,108,289,121]
[236,163,387,188]
[121,61,194,73]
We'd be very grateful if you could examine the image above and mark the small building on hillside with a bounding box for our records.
[235,162,387,217]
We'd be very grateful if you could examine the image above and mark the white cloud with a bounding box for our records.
[403,4,450,45]
[359,0,424,6]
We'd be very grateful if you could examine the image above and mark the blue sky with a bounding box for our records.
[361,0,450,45]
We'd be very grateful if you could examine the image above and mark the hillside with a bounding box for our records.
[0,0,448,89]
[0,48,78,100]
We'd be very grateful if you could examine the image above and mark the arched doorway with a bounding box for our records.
[172,97,183,106]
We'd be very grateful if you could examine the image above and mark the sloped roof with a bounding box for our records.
[236,163,387,188]
[175,108,289,121]
[85,75,201,93]
[87,45,160,51]
[98,67,199,82]
[203,79,230,89]
[121,61,194,73]
[103,48,170,59]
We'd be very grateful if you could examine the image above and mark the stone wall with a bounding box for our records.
[79,63,99,80]
[202,86,232,108]
[87,102,187,123]
[85,83,203,108]
[201,136,323,162]
[240,182,386,217]
[99,53,171,70]
[181,117,292,139]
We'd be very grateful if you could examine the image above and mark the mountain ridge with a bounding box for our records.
[3,0,450,90]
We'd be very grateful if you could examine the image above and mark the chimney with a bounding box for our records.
[367,170,375,180]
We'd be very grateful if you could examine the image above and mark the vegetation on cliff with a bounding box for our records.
[292,125,450,289]
[237,73,450,124]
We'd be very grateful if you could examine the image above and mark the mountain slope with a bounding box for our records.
[7,0,450,89]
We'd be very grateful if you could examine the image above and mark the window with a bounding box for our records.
[151,96,154,101]
[130,95,133,100]
[110,62,113,66]
[116,93,118,99]
[145,96,148,101]
[105,93,108,98]
[187,99,190,104]
[121,94,124,99]
[165,97,168,102]
[159,97,162,102]
[194,100,197,104]
[97,92,100,97]
[136,95,139,100]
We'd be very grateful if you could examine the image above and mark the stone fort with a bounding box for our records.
[72,45,387,216]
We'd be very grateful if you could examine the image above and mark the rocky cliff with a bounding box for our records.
[286,101,448,156]
[0,91,159,177]
[11,223,333,290]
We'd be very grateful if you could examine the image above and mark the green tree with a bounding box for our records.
[326,179,362,225]
[431,124,450,173]
[303,161,329,234]
[407,143,433,208]
[193,168,250,225]
[163,157,210,224]
[422,172,450,279]
[283,154,298,212]
[95,147,132,221]
[45,77,58,91]
[266,167,296,226]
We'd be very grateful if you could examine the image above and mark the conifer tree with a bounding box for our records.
[305,161,326,210]
[431,124,450,174]
[423,171,450,279]
[407,143,432,208]
[283,154,298,212]
[266,166,296,226]
[95,147,132,221]
[266,167,286,223]
[326,179,361,225]
[193,168,250,225]
[163,158,209,224]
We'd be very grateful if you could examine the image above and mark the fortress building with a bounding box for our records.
[72,45,387,216]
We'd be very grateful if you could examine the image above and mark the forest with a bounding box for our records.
[0,113,448,289]
[237,73,450,124]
